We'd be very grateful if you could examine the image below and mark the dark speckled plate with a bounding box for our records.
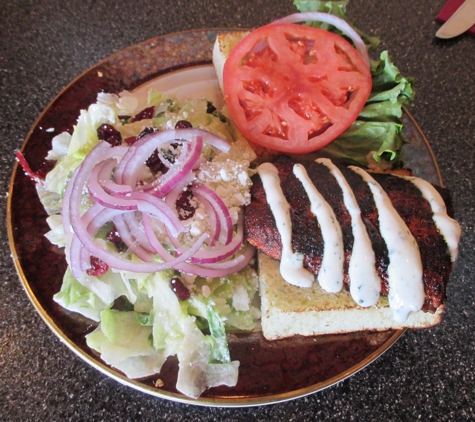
[7,29,443,407]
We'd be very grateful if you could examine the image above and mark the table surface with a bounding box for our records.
[2,0,474,420]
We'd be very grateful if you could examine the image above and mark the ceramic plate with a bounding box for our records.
[7,29,442,407]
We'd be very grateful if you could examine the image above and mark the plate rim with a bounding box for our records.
[7,27,443,407]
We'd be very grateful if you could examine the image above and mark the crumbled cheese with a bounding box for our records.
[232,284,250,311]
[219,167,231,181]
[238,170,248,186]
[189,220,203,237]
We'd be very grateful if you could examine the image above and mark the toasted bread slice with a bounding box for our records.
[259,252,444,340]
[212,31,249,94]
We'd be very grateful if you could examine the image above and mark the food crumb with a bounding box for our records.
[154,379,164,388]
[202,285,211,298]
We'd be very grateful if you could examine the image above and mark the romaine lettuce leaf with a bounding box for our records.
[294,1,415,169]
[320,120,405,165]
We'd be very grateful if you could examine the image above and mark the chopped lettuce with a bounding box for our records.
[68,104,117,155]
[188,267,260,332]
[86,308,166,379]
[53,267,107,321]
[44,214,66,247]
[83,270,243,398]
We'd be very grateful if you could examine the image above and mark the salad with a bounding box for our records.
[16,0,415,400]
[30,90,261,399]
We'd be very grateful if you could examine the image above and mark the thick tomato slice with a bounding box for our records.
[223,24,372,154]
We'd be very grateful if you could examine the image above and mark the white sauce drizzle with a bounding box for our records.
[257,162,314,288]
[258,158,459,323]
[400,175,461,262]
[293,163,343,293]
[317,158,381,306]
[350,166,424,322]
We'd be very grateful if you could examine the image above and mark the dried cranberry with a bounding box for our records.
[175,120,193,129]
[106,226,126,252]
[146,149,167,174]
[176,188,196,220]
[137,126,157,140]
[170,277,190,301]
[132,106,155,122]
[97,124,122,146]
[87,256,109,276]
[106,225,122,243]
[124,136,138,145]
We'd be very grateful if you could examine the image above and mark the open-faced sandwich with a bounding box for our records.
[212,16,461,340]
[15,2,461,399]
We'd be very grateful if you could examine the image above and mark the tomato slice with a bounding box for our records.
[223,24,372,154]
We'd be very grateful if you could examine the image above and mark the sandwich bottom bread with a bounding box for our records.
[259,252,444,340]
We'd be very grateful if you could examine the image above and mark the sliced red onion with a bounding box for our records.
[112,214,154,262]
[176,243,255,278]
[70,234,87,279]
[98,158,133,196]
[79,245,92,272]
[122,212,156,254]
[177,211,244,264]
[143,214,253,278]
[272,12,370,68]
[129,191,185,237]
[142,213,209,268]
[140,137,199,197]
[113,145,136,185]
[88,160,139,210]
[121,129,230,188]
[191,184,233,246]
[196,243,255,270]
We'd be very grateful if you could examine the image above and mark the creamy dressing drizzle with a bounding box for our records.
[400,175,461,262]
[257,163,314,288]
[257,159,459,323]
[293,163,343,293]
[316,158,381,307]
[349,166,424,322]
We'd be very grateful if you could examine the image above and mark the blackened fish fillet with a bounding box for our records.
[244,155,455,313]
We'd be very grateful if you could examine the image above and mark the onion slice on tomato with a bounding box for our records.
[272,12,370,68]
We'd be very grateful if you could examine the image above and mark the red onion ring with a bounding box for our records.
[89,160,139,210]
[191,184,233,246]
[113,214,154,262]
[140,136,200,197]
[272,12,370,68]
